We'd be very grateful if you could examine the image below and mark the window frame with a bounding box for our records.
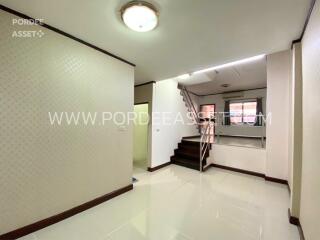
[229,99,257,125]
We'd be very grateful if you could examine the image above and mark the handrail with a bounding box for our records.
[180,85,200,125]
[184,86,198,119]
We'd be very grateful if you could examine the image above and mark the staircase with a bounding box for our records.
[172,84,213,172]
[171,139,211,171]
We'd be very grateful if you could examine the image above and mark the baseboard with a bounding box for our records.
[210,163,265,178]
[288,209,305,240]
[210,164,288,186]
[265,176,288,185]
[148,162,171,172]
[0,184,133,240]
[287,183,291,195]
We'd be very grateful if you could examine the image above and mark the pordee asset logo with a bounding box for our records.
[12,30,45,38]
[11,18,45,38]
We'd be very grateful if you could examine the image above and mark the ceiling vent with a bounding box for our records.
[222,91,244,99]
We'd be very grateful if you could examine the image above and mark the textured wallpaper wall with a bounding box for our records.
[0,11,134,234]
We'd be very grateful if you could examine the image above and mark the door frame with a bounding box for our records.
[133,102,150,170]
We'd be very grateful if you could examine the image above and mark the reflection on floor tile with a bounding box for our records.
[19,165,299,240]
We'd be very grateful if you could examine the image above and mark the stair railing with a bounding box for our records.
[179,84,200,125]
[200,116,214,172]
[179,84,215,172]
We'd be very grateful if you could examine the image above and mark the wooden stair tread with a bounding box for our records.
[171,156,200,171]
[174,149,209,160]
[171,138,211,172]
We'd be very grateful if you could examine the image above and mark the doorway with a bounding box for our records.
[133,103,149,171]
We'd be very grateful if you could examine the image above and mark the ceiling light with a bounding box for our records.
[193,54,266,75]
[121,1,159,32]
[178,74,191,80]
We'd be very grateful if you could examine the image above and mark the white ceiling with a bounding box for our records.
[0,0,311,84]
[181,57,267,95]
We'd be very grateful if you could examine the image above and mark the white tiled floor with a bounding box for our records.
[20,165,299,240]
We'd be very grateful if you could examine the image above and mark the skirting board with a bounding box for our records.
[211,163,265,178]
[265,176,288,185]
[148,162,171,172]
[288,209,305,240]
[210,163,288,185]
[0,184,133,240]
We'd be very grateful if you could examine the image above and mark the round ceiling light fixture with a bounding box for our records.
[120,1,159,32]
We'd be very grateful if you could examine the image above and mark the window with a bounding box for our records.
[200,104,215,119]
[230,101,257,124]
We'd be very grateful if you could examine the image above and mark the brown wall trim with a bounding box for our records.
[0,5,135,67]
[265,176,288,185]
[291,39,302,49]
[300,0,316,39]
[211,163,265,178]
[288,209,305,240]
[148,162,171,172]
[210,164,288,185]
[288,209,300,225]
[134,81,156,88]
[287,183,291,195]
[0,184,133,240]
[291,0,316,48]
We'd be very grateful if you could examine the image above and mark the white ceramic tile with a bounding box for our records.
[19,165,299,240]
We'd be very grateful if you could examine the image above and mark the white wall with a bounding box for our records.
[300,1,320,239]
[209,145,266,174]
[0,11,134,234]
[266,50,291,180]
[216,125,265,137]
[199,89,267,137]
[151,79,198,168]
